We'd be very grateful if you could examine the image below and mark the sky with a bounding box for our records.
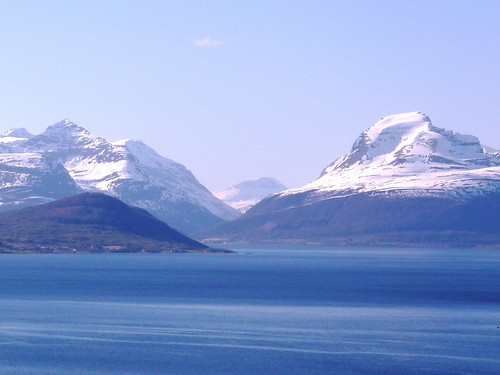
[0,1,499,191]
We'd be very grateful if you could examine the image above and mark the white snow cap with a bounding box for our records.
[280,111,500,198]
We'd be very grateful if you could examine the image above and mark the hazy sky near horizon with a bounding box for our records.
[1,0,499,190]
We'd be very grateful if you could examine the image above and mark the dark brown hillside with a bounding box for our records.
[0,193,227,253]
[202,191,500,248]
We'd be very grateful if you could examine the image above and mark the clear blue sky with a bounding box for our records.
[1,0,499,190]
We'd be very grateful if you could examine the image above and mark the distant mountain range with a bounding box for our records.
[0,120,240,234]
[0,193,229,253]
[203,112,500,248]
[213,177,287,212]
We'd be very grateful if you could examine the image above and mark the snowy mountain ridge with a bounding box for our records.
[0,120,239,233]
[281,112,500,200]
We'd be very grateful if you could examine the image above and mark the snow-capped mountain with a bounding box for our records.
[284,111,500,199]
[205,112,500,247]
[214,177,287,212]
[0,120,239,233]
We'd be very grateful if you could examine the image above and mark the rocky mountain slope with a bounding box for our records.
[204,112,500,247]
[213,177,287,212]
[0,193,229,253]
[0,120,239,234]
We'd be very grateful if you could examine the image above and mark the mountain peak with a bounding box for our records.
[45,119,86,133]
[40,121,86,142]
[59,118,73,126]
[365,111,432,151]
[25,119,110,153]
[322,111,491,175]
[371,111,429,128]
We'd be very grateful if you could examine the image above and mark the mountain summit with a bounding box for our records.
[0,120,239,233]
[206,112,500,248]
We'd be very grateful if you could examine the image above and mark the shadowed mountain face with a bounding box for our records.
[205,191,500,247]
[0,193,224,253]
[203,112,500,248]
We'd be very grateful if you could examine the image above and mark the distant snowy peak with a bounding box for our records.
[0,128,35,151]
[0,128,34,140]
[214,177,287,212]
[282,111,500,199]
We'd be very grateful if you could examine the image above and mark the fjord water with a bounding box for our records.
[0,247,499,374]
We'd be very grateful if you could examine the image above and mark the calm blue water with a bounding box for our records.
[0,246,499,374]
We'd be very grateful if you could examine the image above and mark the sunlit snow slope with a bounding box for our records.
[283,112,500,199]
